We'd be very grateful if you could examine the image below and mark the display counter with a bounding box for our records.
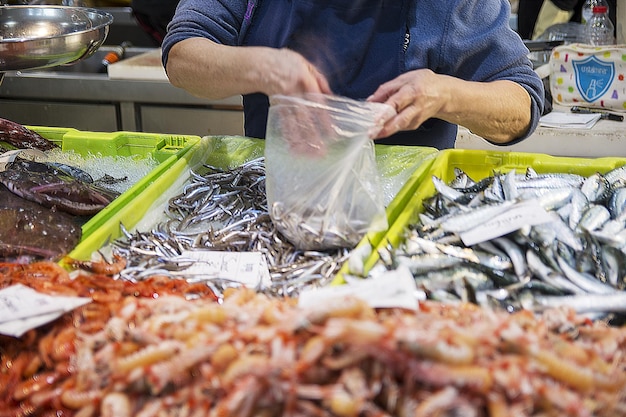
[455,107,625,158]
[0,47,244,136]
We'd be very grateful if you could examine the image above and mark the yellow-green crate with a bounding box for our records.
[69,135,438,266]
[24,126,201,254]
[338,148,626,283]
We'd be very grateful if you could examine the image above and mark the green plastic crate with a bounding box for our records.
[68,136,438,263]
[346,148,626,281]
[21,126,201,254]
[30,126,199,164]
[67,135,217,261]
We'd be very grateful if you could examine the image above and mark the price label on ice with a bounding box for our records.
[460,199,553,246]
[298,266,420,311]
[0,284,92,337]
[0,149,47,172]
[174,250,271,288]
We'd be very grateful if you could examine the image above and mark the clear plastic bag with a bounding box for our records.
[265,93,395,251]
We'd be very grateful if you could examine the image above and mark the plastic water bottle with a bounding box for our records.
[581,0,609,25]
[585,5,615,46]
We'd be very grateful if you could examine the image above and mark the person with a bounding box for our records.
[161,0,544,149]
[131,0,180,45]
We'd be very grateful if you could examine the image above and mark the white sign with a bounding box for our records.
[174,250,271,288]
[460,200,552,246]
[298,266,420,311]
[0,284,91,337]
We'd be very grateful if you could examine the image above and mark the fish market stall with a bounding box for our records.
[2,137,626,415]
[2,140,626,416]
[2,13,626,414]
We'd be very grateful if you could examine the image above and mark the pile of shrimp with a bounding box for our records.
[1,261,626,417]
[0,260,217,417]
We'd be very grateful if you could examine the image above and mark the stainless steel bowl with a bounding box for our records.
[0,5,113,72]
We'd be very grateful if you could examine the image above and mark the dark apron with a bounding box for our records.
[242,0,456,148]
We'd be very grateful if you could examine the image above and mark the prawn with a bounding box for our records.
[64,252,127,275]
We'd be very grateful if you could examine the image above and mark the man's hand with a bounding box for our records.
[367,69,445,139]
[367,69,532,144]
[259,48,332,96]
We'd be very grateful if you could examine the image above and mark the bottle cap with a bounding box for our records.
[592,5,608,13]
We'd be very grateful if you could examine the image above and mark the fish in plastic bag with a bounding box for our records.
[265,93,395,251]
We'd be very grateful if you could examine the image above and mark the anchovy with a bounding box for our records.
[113,157,349,297]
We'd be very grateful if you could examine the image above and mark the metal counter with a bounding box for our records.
[455,115,626,159]
[0,47,244,136]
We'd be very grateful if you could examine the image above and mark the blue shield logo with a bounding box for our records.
[573,56,615,102]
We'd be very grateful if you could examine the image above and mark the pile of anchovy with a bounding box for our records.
[112,158,349,297]
[369,164,626,321]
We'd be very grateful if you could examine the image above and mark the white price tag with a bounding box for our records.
[175,250,271,288]
[0,284,92,337]
[460,200,552,246]
[298,266,420,311]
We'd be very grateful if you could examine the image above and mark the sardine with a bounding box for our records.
[608,187,626,219]
[604,164,626,188]
[577,204,611,232]
[440,200,514,233]
[556,256,616,294]
[581,172,610,203]
[526,250,584,294]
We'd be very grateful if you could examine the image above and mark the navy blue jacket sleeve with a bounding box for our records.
[162,0,253,68]
[406,0,545,143]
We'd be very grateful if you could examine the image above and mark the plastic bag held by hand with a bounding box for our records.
[265,93,395,251]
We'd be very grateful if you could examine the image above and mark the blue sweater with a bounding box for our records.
[162,0,544,149]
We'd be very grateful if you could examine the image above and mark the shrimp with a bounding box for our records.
[64,253,127,275]
[115,340,184,374]
[100,392,131,417]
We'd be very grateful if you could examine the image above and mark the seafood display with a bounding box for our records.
[0,261,218,417]
[0,184,81,262]
[3,126,626,417]
[112,157,350,297]
[0,117,59,151]
[0,120,162,262]
[1,260,625,416]
[366,164,626,320]
[0,160,120,216]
